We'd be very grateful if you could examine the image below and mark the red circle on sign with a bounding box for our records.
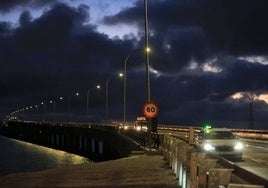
[143,101,159,118]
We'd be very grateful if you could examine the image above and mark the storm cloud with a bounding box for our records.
[1,0,268,128]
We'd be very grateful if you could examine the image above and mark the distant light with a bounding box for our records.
[76,92,79,96]
[96,85,101,89]
[146,47,151,53]
[119,73,123,77]
[60,97,63,100]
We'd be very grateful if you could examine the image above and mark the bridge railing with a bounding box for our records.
[161,131,268,188]
[158,125,268,141]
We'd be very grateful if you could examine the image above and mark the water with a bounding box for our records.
[0,135,91,176]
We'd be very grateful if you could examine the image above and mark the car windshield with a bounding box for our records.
[204,131,236,139]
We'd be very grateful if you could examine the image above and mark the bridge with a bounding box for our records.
[0,120,268,187]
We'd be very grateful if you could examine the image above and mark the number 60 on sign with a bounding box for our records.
[142,101,159,118]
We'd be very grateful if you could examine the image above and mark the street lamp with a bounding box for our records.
[49,100,56,113]
[144,0,153,151]
[105,78,110,126]
[68,92,79,122]
[144,0,151,102]
[105,73,123,126]
[87,85,101,122]
[122,51,140,127]
[247,94,254,129]
[41,102,47,122]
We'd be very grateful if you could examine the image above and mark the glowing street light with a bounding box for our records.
[144,0,153,151]
[87,85,101,121]
[41,102,47,122]
[67,92,80,122]
[104,74,123,126]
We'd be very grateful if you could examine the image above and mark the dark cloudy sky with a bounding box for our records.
[1,0,268,129]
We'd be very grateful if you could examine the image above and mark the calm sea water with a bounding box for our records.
[0,135,91,176]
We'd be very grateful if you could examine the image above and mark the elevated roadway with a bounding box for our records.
[1,120,268,186]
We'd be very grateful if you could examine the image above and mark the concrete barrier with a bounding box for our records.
[161,134,266,188]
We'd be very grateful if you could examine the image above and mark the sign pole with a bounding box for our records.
[143,101,159,151]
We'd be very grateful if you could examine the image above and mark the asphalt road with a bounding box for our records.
[235,140,268,181]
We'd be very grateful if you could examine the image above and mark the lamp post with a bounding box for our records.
[68,92,79,122]
[49,100,56,113]
[87,85,101,122]
[247,94,254,129]
[41,102,46,122]
[122,51,140,126]
[144,0,151,102]
[105,78,110,126]
[87,89,91,121]
[144,0,152,151]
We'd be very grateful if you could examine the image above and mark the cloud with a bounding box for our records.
[0,0,57,13]
[104,0,268,56]
[0,3,137,102]
[1,1,268,129]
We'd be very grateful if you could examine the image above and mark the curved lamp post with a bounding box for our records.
[87,85,101,122]
[41,102,47,122]
[122,51,142,126]
[105,78,110,126]
[67,92,79,122]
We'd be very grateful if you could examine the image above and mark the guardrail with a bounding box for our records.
[162,133,268,188]
[158,125,268,141]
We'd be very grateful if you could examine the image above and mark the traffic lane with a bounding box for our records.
[243,140,268,163]
[235,142,268,181]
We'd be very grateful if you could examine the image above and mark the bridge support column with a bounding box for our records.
[79,136,82,151]
[51,134,54,145]
[61,134,65,147]
[98,140,103,155]
[84,137,88,152]
[91,138,95,153]
[56,134,59,146]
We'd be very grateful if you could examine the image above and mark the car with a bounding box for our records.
[195,127,243,161]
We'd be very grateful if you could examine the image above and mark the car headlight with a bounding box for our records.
[203,143,215,151]
[234,142,243,150]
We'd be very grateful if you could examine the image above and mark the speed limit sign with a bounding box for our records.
[143,101,159,118]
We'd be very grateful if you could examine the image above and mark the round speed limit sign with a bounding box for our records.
[143,101,159,118]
